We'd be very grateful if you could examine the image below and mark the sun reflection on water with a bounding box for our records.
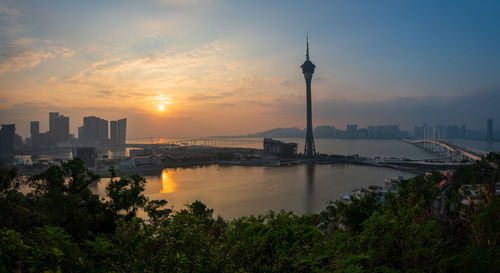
[160,169,177,193]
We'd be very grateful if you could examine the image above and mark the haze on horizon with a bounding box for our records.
[1,0,499,139]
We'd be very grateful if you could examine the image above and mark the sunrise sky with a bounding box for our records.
[1,0,499,138]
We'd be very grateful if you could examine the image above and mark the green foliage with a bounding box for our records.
[144,199,172,226]
[0,164,21,195]
[321,192,382,233]
[0,157,499,272]
[223,211,322,272]
[106,172,147,221]
[0,229,29,273]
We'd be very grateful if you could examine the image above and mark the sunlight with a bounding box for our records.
[160,169,177,193]
[153,95,171,114]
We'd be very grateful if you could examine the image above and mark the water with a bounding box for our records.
[446,139,500,153]
[86,139,438,219]
[23,138,494,218]
[91,164,415,219]
[128,138,440,159]
[280,138,440,159]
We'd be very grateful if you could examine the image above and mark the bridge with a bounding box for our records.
[126,136,264,149]
[404,139,488,161]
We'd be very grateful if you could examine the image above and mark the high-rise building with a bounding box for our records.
[110,120,118,145]
[0,124,16,154]
[78,126,84,143]
[49,112,59,133]
[413,125,423,138]
[48,112,70,143]
[117,118,127,146]
[435,125,444,139]
[367,126,376,138]
[82,116,108,145]
[300,35,316,157]
[346,124,358,132]
[314,125,337,138]
[445,125,459,139]
[30,121,41,149]
[55,115,70,142]
[346,124,358,138]
[30,121,39,137]
[459,125,467,139]
[487,119,493,141]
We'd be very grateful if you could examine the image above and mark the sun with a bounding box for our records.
[158,104,165,111]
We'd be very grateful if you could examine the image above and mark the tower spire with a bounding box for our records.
[301,34,316,157]
[306,33,310,60]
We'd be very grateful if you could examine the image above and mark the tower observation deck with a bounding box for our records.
[301,34,316,157]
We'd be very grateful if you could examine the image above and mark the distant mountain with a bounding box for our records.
[247,127,305,138]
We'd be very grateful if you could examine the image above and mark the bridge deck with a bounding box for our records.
[404,139,487,161]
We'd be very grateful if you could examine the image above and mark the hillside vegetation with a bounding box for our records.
[1,155,499,272]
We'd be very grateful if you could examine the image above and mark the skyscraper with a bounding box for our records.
[301,35,316,157]
[48,113,70,143]
[117,118,127,146]
[459,125,467,139]
[487,119,493,141]
[110,120,118,145]
[30,121,39,137]
[82,116,108,145]
[49,112,59,133]
[78,126,84,143]
[55,115,69,142]
[0,124,16,154]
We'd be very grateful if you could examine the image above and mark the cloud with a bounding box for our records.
[98,90,113,96]
[46,76,57,83]
[71,41,224,89]
[0,2,25,38]
[0,2,20,16]
[0,39,74,75]
[218,102,235,107]
[188,92,233,101]
[69,40,273,107]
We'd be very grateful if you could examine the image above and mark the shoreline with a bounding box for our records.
[16,159,426,178]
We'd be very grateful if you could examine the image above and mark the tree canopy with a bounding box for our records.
[1,156,499,272]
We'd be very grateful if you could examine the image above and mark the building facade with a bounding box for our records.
[30,121,39,137]
[0,124,16,154]
[110,120,118,145]
[117,118,127,146]
[264,138,298,158]
[81,116,108,145]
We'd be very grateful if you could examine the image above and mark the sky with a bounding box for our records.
[1,0,499,138]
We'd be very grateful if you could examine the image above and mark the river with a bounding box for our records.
[91,163,416,219]
[23,138,493,219]
[90,139,440,218]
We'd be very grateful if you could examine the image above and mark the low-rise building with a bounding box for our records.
[263,138,298,158]
[134,155,162,167]
[72,146,97,169]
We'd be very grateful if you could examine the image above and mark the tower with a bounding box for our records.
[301,34,316,156]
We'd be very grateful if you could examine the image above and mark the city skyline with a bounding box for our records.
[1,0,500,138]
